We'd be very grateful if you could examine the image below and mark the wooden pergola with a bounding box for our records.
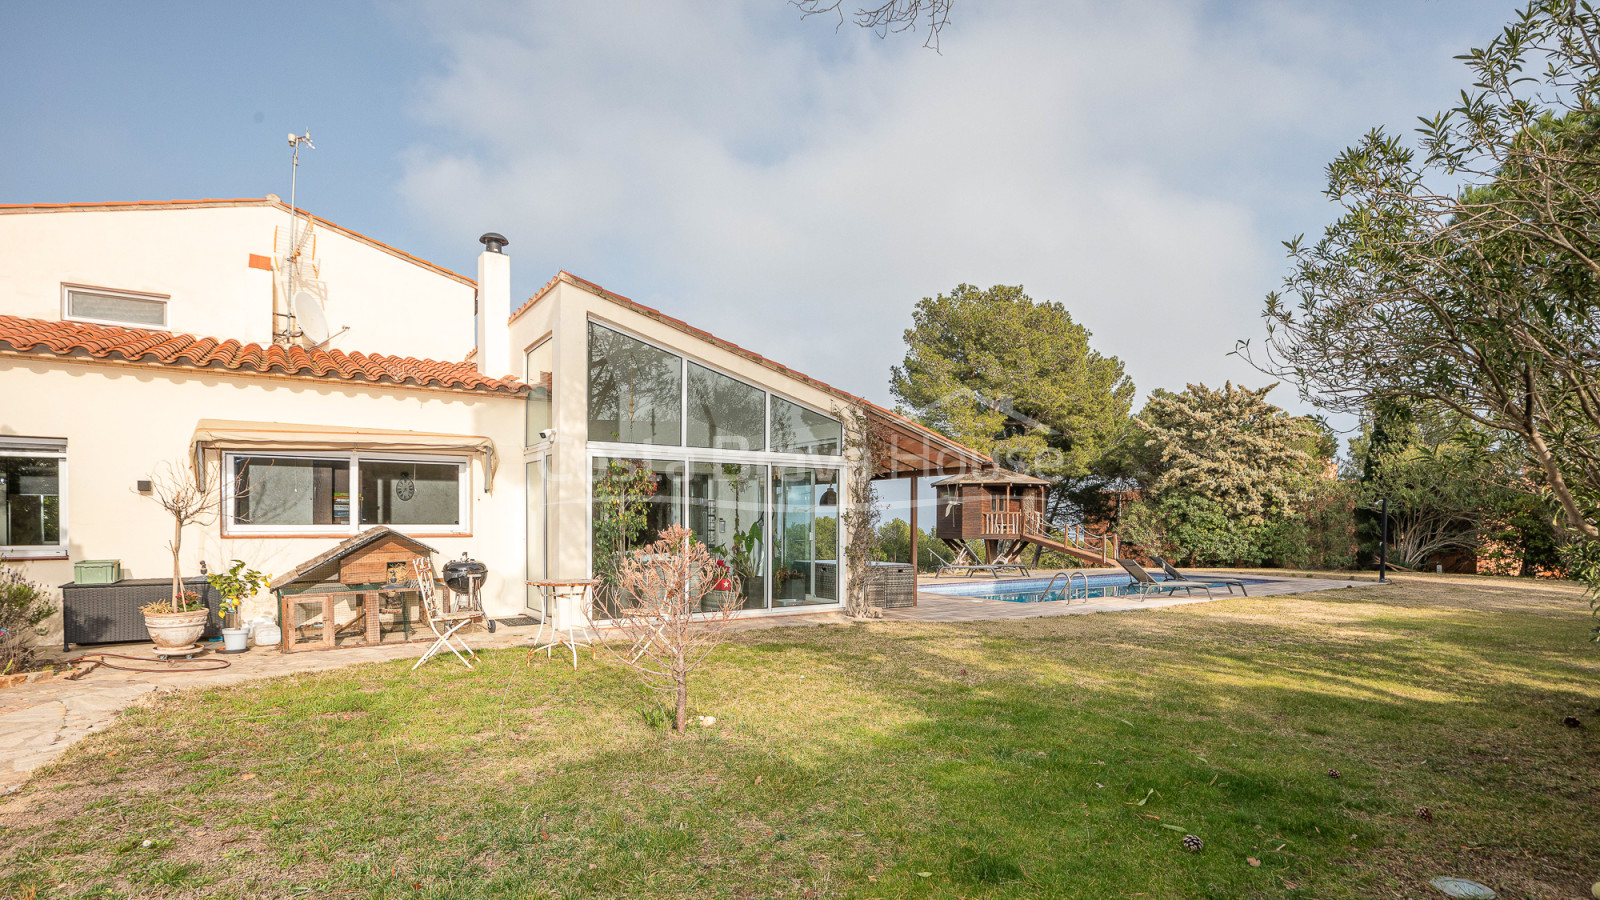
[863,404,992,602]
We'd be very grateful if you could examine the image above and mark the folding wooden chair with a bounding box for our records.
[411,556,479,671]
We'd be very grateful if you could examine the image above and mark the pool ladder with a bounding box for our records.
[1042,571,1090,602]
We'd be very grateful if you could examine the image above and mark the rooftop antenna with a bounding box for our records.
[286,131,315,272]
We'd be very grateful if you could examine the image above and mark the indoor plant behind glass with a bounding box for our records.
[207,560,270,652]
[139,459,219,652]
[592,460,659,616]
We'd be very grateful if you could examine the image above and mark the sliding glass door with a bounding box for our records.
[688,461,767,609]
[525,456,547,617]
[772,467,840,606]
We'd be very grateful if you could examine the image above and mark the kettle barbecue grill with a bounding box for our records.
[441,553,488,621]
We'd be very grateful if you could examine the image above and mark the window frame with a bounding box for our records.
[685,359,768,452]
[580,315,849,617]
[524,334,555,449]
[583,448,845,619]
[0,437,68,559]
[767,391,845,457]
[585,319,686,447]
[585,315,845,458]
[221,449,471,537]
[61,283,170,330]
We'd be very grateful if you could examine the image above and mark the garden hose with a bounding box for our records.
[62,652,232,673]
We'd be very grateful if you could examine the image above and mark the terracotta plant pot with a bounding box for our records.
[143,608,209,650]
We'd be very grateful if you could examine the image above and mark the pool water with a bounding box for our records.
[926,573,1267,604]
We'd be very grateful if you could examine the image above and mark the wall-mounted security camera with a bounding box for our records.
[538,428,555,441]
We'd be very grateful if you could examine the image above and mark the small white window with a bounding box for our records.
[62,285,168,328]
[0,437,67,559]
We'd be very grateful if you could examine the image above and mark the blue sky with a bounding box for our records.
[2,0,1513,430]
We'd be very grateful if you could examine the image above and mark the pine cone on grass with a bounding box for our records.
[1182,834,1204,853]
[1415,806,1433,822]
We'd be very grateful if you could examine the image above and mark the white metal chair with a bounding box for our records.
[411,556,479,671]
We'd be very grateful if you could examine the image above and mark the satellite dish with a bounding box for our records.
[292,291,329,344]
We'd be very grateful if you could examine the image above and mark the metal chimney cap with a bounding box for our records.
[479,232,509,253]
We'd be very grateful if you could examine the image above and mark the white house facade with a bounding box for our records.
[0,198,985,647]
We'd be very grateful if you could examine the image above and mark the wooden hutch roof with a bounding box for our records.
[269,527,438,591]
[930,468,1051,487]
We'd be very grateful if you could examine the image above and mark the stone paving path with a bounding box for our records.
[0,573,1351,793]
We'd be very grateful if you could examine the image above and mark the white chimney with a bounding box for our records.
[475,232,512,378]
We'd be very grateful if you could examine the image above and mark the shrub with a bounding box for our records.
[0,563,56,674]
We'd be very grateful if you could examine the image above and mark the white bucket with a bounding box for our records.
[254,622,282,647]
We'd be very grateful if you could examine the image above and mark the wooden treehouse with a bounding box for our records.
[932,469,1119,567]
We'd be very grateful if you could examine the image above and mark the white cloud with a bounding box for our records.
[394,0,1508,427]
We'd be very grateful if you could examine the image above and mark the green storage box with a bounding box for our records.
[73,559,122,585]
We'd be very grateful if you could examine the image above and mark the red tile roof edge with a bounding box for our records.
[516,270,989,468]
[0,198,477,288]
[0,315,526,397]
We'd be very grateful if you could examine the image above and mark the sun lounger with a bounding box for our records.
[936,562,1032,578]
[1152,558,1248,596]
[1115,558,1212,600]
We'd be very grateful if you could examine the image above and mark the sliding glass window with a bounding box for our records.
[687,362,765,451]
[233,456,350,527]
[227,453,467,534]
[772,467,840,607]
[359,461,461,526]
[588,322,682,445]
[770,396,842,455]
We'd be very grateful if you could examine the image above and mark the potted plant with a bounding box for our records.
[142,590,209,651]
[207,560,270,653]
[773,566,805,604]
[140,460,219,652]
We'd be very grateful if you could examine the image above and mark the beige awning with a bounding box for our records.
[191,419,500,491]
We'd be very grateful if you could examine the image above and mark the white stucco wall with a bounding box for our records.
[0,203,477,362]
[0,358,525,647]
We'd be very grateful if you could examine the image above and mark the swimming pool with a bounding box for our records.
[925,573,1269,604]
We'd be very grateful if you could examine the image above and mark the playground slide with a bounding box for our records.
[1022,531,1118,567]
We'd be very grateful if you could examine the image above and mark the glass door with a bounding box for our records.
[772,467,839,606]
[525,455,548,617]
[688,461,767,609]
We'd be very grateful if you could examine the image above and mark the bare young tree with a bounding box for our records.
[838,406,885,618]
[142,459,220,611]
[590,525,742,734]
[792,0,954,51]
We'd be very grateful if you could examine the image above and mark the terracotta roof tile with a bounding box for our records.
[0,315,526,396]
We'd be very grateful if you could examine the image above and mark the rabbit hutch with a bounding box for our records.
[270,526,444,653]
[933,469,1117,566]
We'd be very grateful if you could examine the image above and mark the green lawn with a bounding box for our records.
[3,578,1597,899]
